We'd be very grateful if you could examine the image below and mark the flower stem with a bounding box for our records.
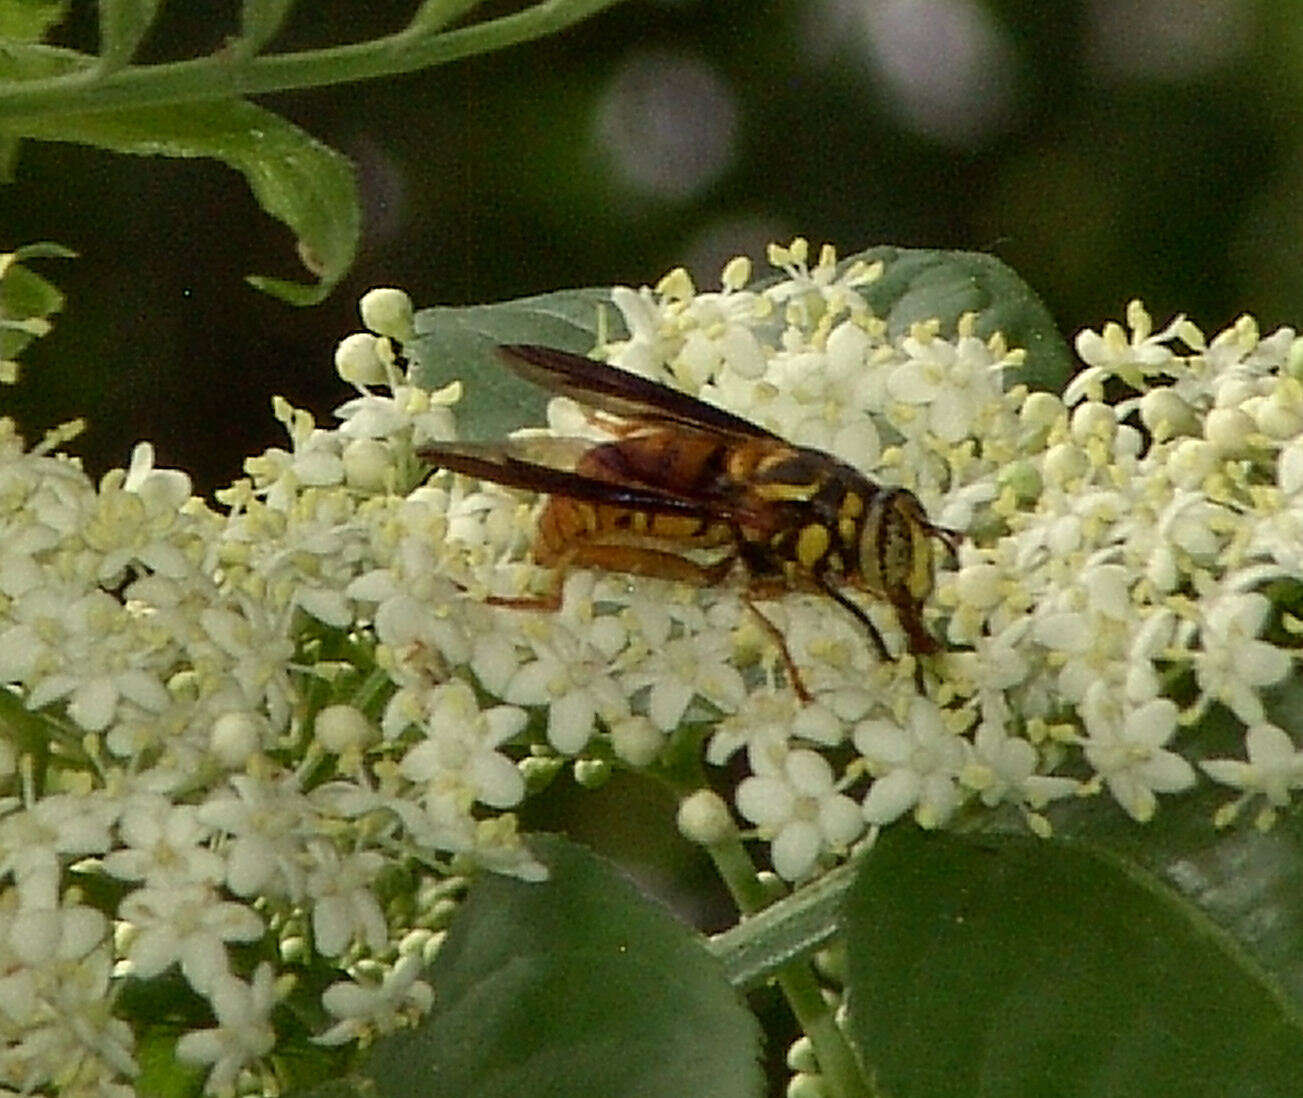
[0,0,629,121]
[705,832,875,1098]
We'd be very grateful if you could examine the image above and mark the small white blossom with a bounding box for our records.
[855,699,970,829]
[1080,683,1194,822]
[175,963,277,1094]
[735,748,863,880]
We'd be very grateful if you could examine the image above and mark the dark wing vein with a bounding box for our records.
[419,441,724,519]
[496,344,779,440]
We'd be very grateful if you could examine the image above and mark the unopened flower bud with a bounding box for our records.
[1167,438,1217,487]
[315,704,376,753]
[1253,381,1303,439]
[1138,389,1198,438]
[676,789,735,845]
[211,711,264,766]
[1069,401,1116,444]
[1020,391,1065,432]
[359,288,415,341]
[1204,407,1253,454]
[335,332,387,386]
[609,716,664,768]
[342,437,392,491]
[997,458,1041,503]
[1042,442,1087,484]
[573,758,611,789]
[786,1036,819,1073]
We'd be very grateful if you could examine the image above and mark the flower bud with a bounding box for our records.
[211,711,264,767]
[609,715,664,768]
[573,758,611,789]
[1204,407,1253,455]
[997,458,1042,503]
[1020,391,1065,432]
[1042,442,1087,484]
[1069,401,1116,444]
[676,789,735,845]
[359,288,415,341]
[335,332,387,386]
[1138,389,1198,438]
[1167,438,1217,487]
[786,1036,819,1073]
[342,438,392,491]
[1253,381,1303,440]
[315,704,376,753]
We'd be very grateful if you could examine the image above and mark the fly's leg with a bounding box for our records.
[740,590,811,703]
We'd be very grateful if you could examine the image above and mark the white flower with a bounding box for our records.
[1201,724,1303,810]
[0,792,117,908]
[855,698,970,828]
[119,882,263,993]
[1066,299,1183,404]
[101,797,224,887]
[735,748,862,880]
[303,843,388,957]
[622,631,746,732]
[1193,592,1292,726]
[197,775,314,901]
[175,963,277,1094]
[315,953,433,1046]
[1080,682,1194,822]
[964,721,1079,813]
[397,681,526,809]
[505,622,626,754]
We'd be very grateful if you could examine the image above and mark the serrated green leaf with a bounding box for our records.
[0,0,68,41]
[843,822,1303,1098]
[2,91,358,304]
[843,245,1074,393]
[97,0,162,70]
[410,287,620,436]
[367,835,764,1098]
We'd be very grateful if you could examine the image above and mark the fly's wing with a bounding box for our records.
[418,441,725,520]
[496,344,779,440]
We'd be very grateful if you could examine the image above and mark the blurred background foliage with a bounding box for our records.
[5,0,1303,492]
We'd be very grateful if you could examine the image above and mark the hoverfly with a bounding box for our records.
[419,344,960,699]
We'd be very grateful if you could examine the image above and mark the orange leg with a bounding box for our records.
[740,592,811,703]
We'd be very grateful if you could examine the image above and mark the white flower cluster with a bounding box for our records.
[0,246,1300,1092]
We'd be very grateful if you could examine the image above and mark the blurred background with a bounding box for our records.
[5,0,1301,1069]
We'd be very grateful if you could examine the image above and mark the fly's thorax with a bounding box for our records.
[857,488,936,602]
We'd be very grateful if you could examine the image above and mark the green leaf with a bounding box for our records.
[284,1081,377,1098]
[0,0,67,41]
[238,0,297,57]
[843,824,1303,1098]
[0,47,358,304]
[410,287,620,436]
[0,241,73,369]
[367,835,763,1098]
[134,1027,207,1098]
[843,245,1074,393]
[97,0,162,70]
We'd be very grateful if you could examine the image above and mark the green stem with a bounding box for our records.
[705,832,874,1098]
[0,0,628,121]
